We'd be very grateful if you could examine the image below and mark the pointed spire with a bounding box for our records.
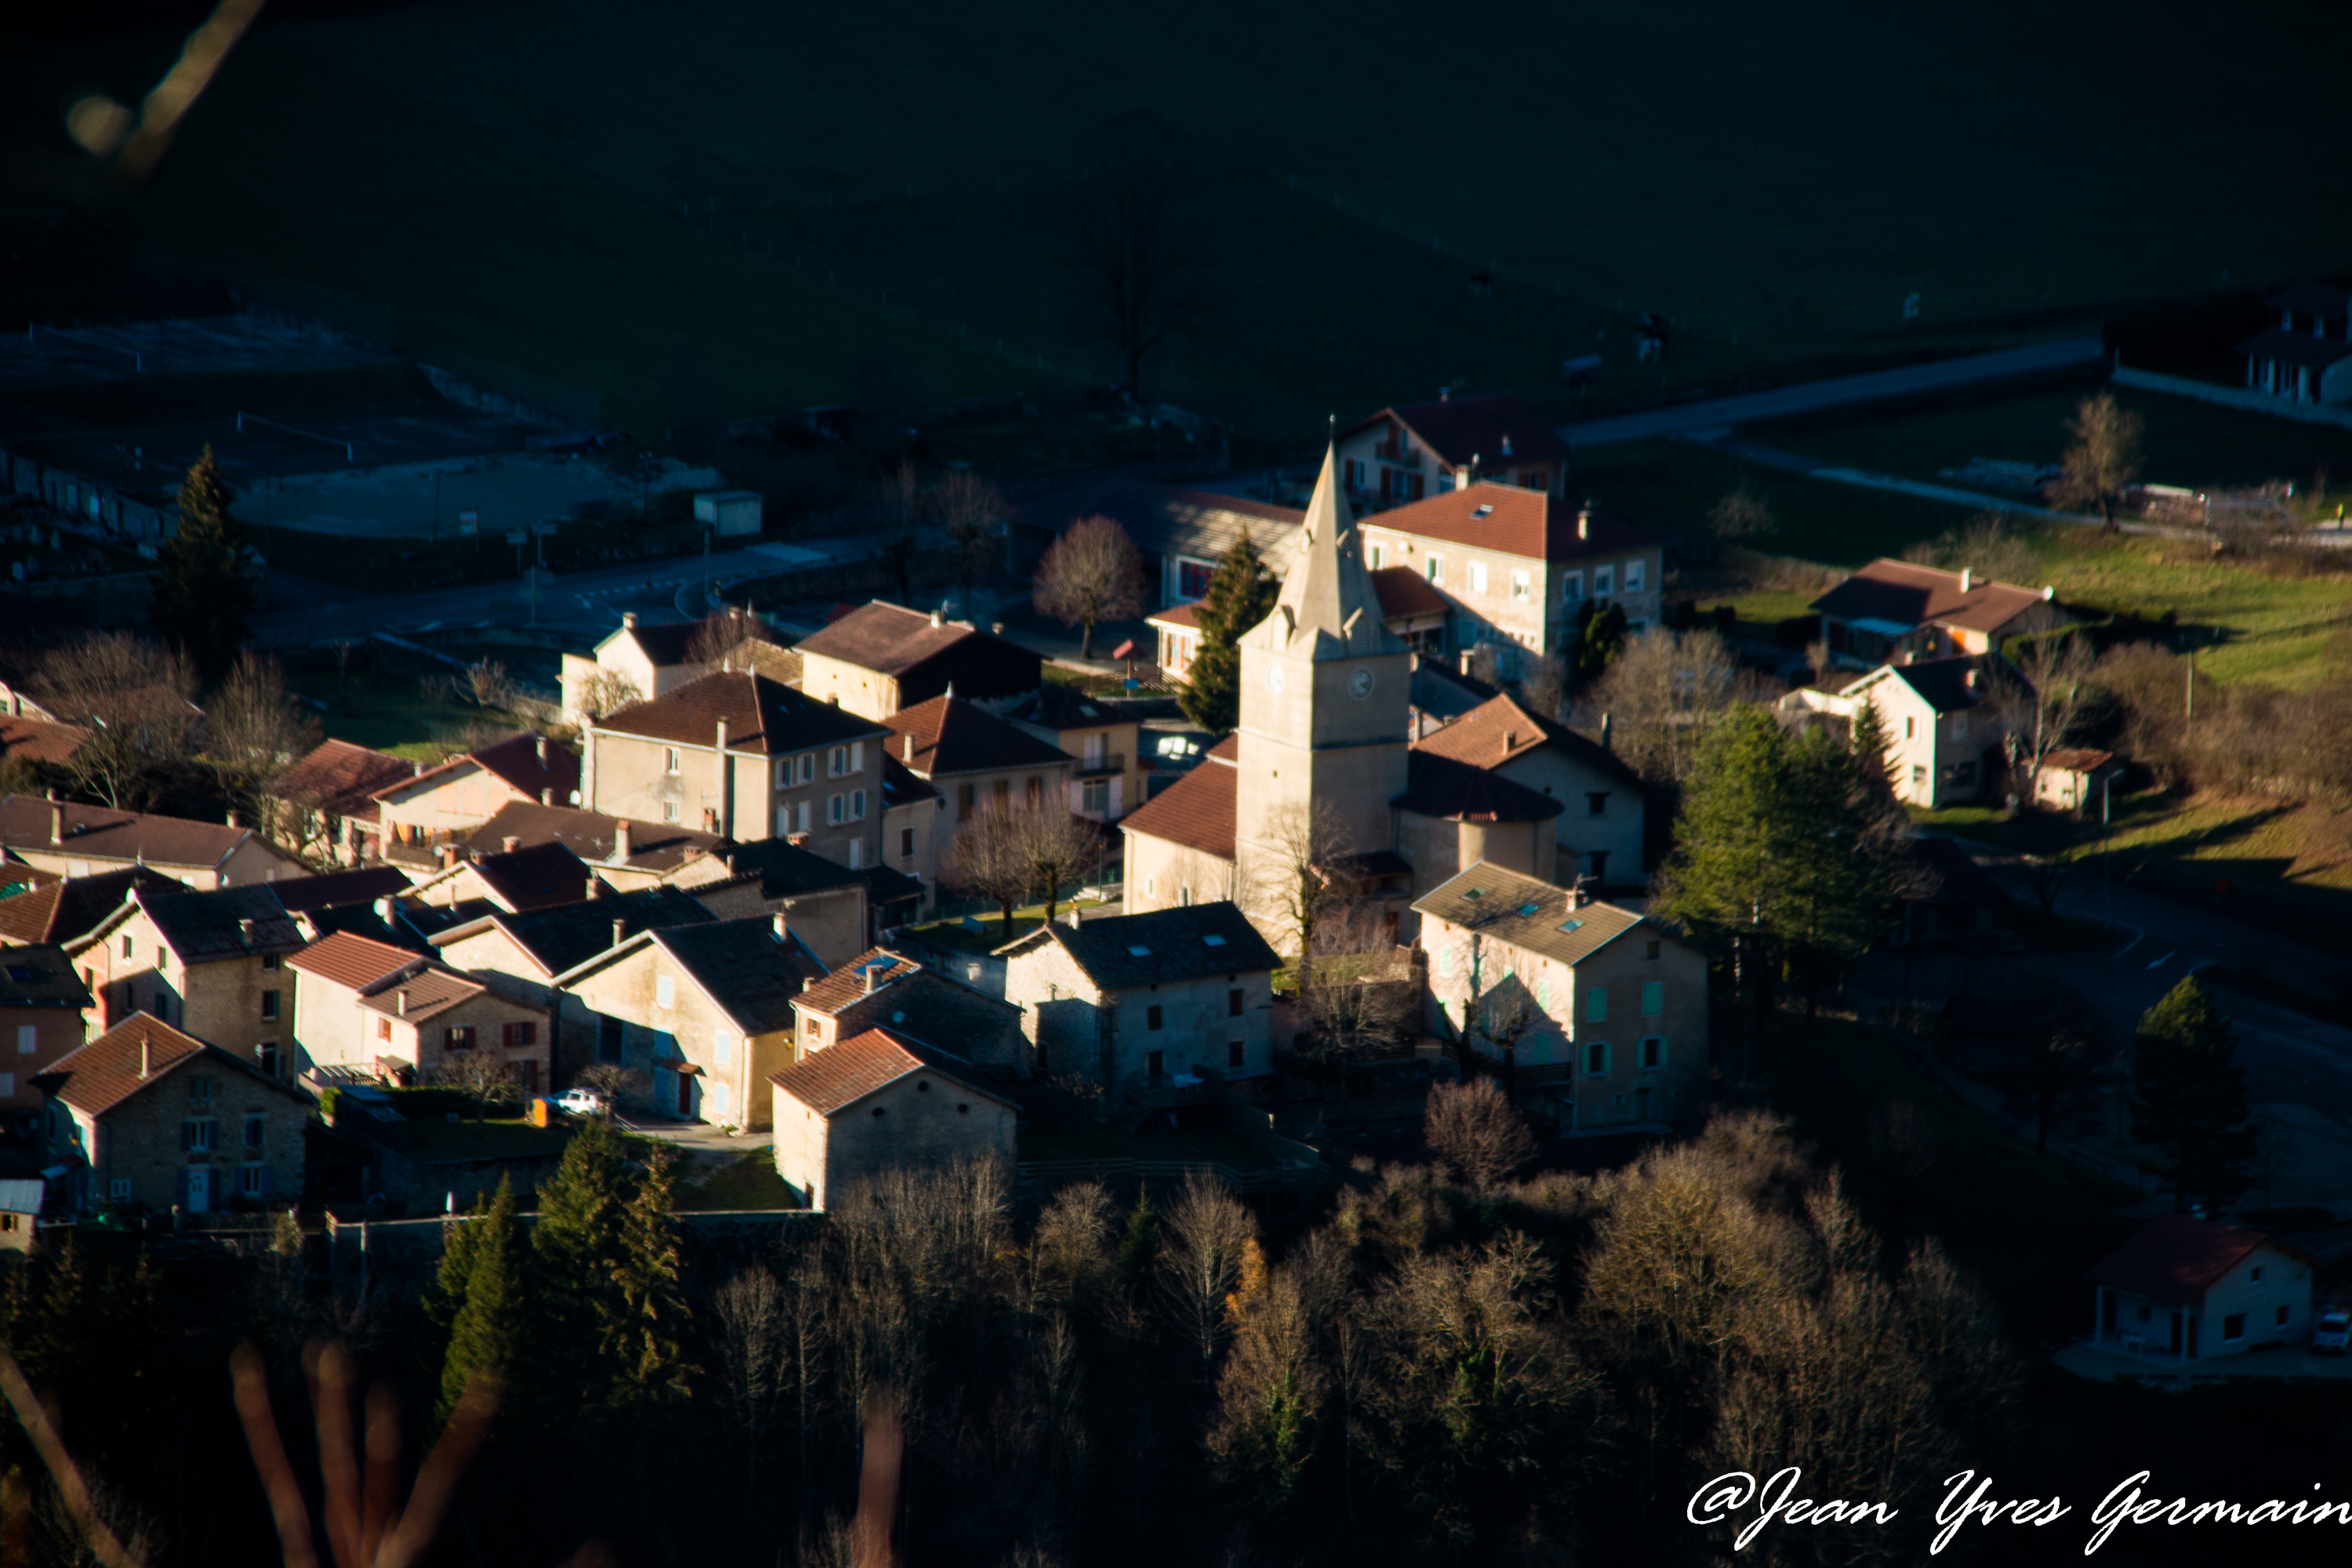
[1247,443,1404,662]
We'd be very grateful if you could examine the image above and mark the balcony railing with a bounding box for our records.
[1075,753,1127,778]
[1374,445,1420,469]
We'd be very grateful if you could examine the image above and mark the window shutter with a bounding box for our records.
[258,1165,273,1197]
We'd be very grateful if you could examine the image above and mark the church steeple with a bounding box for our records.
[1244,443,1405,662]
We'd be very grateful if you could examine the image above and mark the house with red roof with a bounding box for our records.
[276,739,416,866]
[372,732,580,861]
[1781,655,2009,808]
[287,927,549,1092]
[881,694,1080,903]
[2084,1214,2315,1363]
[768,1025,1016,1210]
[1809,558,2064,670]
[792,601,1041,721]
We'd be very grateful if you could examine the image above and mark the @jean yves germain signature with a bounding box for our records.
[1688,1467,2352,1555]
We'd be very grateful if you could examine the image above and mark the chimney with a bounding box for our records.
[49,799,63,846]
[800,975,811,993]
[1959,568,1973,593]
[786,833,811,848]
[238,917,255,944]
[2042,585,2055,601]
[991,622,1004,636]
[541,787,554,805]
[396,990,408,1016]
[930,608,942,626]
[535,736,549,765]
[1438,386,1450,401]
[772,913,787,941]
[622,611,639,629]
[502,837,521,855]
[1064,906,1082,929]
[612,919,626,949]
[1501,433,1514,458]
[1504,729,1516,751]
[438,844,459,869]
[903,733,915,760]
[585,877,601,901]
[715,717,728,755]
[1599,713,1613,754]
[1577,504,1592,541]
[863,963,876,995]
[1965,668,1979,691]
[140,1038,151,1077]
[612,820,632,864]
[375,896,394,924]
[226,808,241,829]
[412,760,423,776]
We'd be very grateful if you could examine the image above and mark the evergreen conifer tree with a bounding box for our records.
[531,1114,634,1400]
[607,1145,694,1404]
[422,1188,490,1384]
[2129,977,2257,1212]
[1117,1187,1160,1286]
[437,1174,524,1422]
[1570,600,1629,688]
[1178,534,1278,733]
[1847,695,1896,793]
[150,446,257,683]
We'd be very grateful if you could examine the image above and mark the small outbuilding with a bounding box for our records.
[0,1177,42,1250]
[2083,1213,2314,1363]
[693,489,764,536]
[768,1025,1016,1210]
[2033,748,2124,815]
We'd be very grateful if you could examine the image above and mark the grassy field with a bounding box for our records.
[1579,438,1978,565]
[676,1150,797,1210]
[7,2,2347,450]
[906,894,1112,955]
[287,666,532,758]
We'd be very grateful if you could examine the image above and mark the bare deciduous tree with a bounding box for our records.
[1244,798,1354,960]
[574,668,645,722]
[1156,1172,1255,1381]
[1991,633,2095,810]
[33,630,201,810]
[1298,907,1416,1112]
[1708,486,1776,539]
[463,659,515,712]
[1019,805,1100,927]
[1584,626,1756,786]
[2050,392,2143,528]
[1423,1076,1537,1194]
[572,1062,646,1110]
[946,804,1039,933]
[713,1265,788,1494]
[201,651,321,852]
[686,605,775,672]
[443,1051,521,1123]
[937,470,1007,610]
[1519,652,1570,720]
[1067,112,1214,400]
[1033,515,1143,660]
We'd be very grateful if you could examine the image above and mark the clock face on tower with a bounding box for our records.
[1348,668,1374,700]
[1266,665,1286,694]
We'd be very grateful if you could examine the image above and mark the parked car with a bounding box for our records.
[2314,1309,2350,1355]
[553,1087,610,1119]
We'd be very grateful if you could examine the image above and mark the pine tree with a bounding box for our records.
[1178,533,1278,733]
[531,1114,634,1400]
[150,446,257,683]
[1570,600,1629,688]
[1117,1187,1159,1287]
[422,1192,490,1387]
[607,1145,694,1404]
[2129,977,2257,1213]
[437,1175,524,1422]
[1847,694,1896,793]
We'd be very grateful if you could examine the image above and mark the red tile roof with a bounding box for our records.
[1345,393,1572,471]
[279,739,416,823]
[1119,750,1236,860]
[793,601,991,677]
[466,800,724,874]
[287,929,426,992]
[0,717,88,766]
[1370,566,1451,620]
[883,695,1074,779]
[1148,602,1204,632]
[796,947,924,1018]
[1810,559,2050,637]
[0,866,177,945]
[267,866,412,914]
[2083,1214,2302,1305]
[1370,484,1662,563]
[768,1025,1011,1116]
[594,670,883,755]
[356,967,488,1022]
[42,1014,223,1117]
[1414,693,1642,787]
[0,795,278,874]
[2041,748,2116,775]
[379,731,579,807]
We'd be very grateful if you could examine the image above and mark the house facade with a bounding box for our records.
[288,928,548,1091]
[1788,656,2009,809]
[1810,559,2064,670]
[2234,282,2352,405]
[559,612,707,723]
[1410,694,1648,889]
[881,696,1080,892]
[0,795,307,889]
[789,948,1028,1074]
[999,903,1281,1110]
[768,1026,1018,1210]
[0,943,89,1109]
[554,916,825,1127]
[2085,1214,2315,1363]
[67,884,305,1080]
[40,1014,310,1214]
[1414,863,1708,1132]
[1336,393,1572,510]
[793,601,1042,720]
[1000,684,1146,825]
[584,668,888,867]
[274,739,415,866]
[372,732,580,855]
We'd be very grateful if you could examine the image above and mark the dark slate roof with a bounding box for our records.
[466,800,727,874]
[652,917,827,1034]
[616,619,702,666]
[440,885,715,976]
[470,840,601,911]
[862,863,927,911]
[1018,901,1280,989]
[1000,683,1127,733]
[709,837,869,899]
[883,695,1075,778]
[2263,281,2352,321]
[2083,1214,2300,1305]
[0,943,92,1010]
[1886,655,1998,715]
[2231,327,2352,370]
[1345,392,1572,470]
[0,865,178,946]
[398,898,497,942]
[880,754,941,809]
[299,902,426,953]
[594,669,884,755]
[1392,752,1563,824]
[381,730,579,806]
[267,865,412,914]
[140,883,306,960]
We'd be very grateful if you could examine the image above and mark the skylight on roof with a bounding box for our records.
[1517,903,1541,917]
[1472,503,1494,517]
[1558,918,1584,934]
[1202,934,1226,947]
[1463,888,1484,900]
[1128,945,1152,956]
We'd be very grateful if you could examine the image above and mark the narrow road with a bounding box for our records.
[1557,336,2106,448]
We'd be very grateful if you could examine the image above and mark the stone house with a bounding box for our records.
[67,884,305,1081]
[1409,693,1649,889]
[1810,559,2064,670]
[583,668,888,868]
[558,611,707,723]
[0,1179,39,1250]
[1120,737,1241,918]
[412,838,607,912]
[38,1013,310,1213]
[1337,393,1572,510]
[768,1025,1018,1210]
[1018,478,1300,612]
[1000,684,1146,825]
[879,757,942,913]
[1414,862,1708,1133]
[2084,1214,2316,1363]
[1357,487,1667,677]
[2034,747,2124,815]
[426,886,714,1083]
[1788,656,2009,809]
[0,943,89,1109]
[0,794,307,888]
[666,837,891,967]
[999,902,1282,1109]
[555,915,825,1127]
[372,731,579,858]
[451,800,728,895]
[274,739,414,866]
[1392,751,1563,899]
[286,929,549,1091]
[0,866,180,948]
[2235,281,2352,405]
[881,695,1081,896]
[790,947,1028,1074]
[793,601,1042,720]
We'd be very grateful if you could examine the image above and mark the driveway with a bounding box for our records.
[1854,847,2352,1212]
[1556,336,2106,448]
